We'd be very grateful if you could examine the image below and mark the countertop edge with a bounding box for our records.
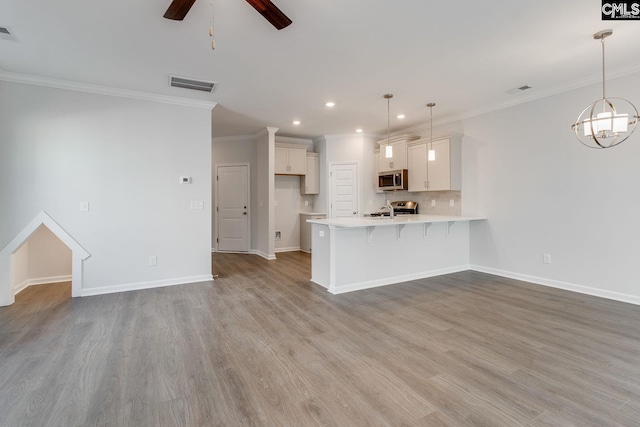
[307,215,487,228]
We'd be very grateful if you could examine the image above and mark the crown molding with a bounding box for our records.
[212,134,257,144]
[395,63,640,136]
[0,71,217,110]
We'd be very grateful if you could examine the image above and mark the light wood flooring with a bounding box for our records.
[2,252,640,426]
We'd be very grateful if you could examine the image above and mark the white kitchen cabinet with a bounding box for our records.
[300,213,326,253]
[408,143,428,191]
[407,136,461,192]
[301,152,319,195]
[377,135,419,173]
[378,140,407,172]
[275,144,306,175]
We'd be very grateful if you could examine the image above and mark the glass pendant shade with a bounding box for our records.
[428,149,436,161]
[573,98,638,148]
[385,145,393,158]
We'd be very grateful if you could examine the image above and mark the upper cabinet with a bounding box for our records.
[407,136,461,192]
[377,135,419,172]
[275,143,306,175]
[301,152,320,195]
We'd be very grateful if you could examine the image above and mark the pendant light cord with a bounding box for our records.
[387,96,391,145]
[601,36,606,100]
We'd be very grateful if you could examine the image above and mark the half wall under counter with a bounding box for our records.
[307,215,486,294]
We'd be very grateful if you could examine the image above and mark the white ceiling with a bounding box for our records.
[2,0,640,138]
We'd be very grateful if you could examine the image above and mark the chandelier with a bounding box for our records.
[571,29,639,149]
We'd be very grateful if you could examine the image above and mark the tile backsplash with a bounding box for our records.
[384,190,462,216]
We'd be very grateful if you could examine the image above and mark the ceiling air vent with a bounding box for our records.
[0,26,16,41]
[169,75,217,93]
[506,84,533,94]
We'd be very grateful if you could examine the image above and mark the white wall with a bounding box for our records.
[27,226,72,280]
[460,71,640,303]
[10,225,72,293]
[274,176,301,251]
[0,80,213,298]
[254,128,277,259]
[212,136,257,250]
[11,242,29,291]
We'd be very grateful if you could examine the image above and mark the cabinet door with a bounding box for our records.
[427,139,451,191]
[407,143,428,192]
[288,147,307,175]
[378,145,392,172]
[378,141,406,172]
[274,146,289,174]
[392,141,407,170]
[301,154,319,195]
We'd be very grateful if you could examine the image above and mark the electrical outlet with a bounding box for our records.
[149,256,157,266]
[190,200,204,210]
[449,199,455,207]
[543,254,551,264]
[275,231,281,240]
[319,230,325,237]
[431,199,436,207]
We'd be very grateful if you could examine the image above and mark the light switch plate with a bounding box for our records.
[190,200,204,210]
[80,201,90,212]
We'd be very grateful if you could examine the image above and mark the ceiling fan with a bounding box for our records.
[163,0,292,30]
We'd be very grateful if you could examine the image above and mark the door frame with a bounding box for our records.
[214,163,251,253]
[328,161,360,219]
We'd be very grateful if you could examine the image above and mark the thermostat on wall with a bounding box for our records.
[180,176,192,184]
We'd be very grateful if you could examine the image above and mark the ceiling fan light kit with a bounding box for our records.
[571,29,639,149]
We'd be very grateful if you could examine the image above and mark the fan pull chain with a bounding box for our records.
[209,0,215,50]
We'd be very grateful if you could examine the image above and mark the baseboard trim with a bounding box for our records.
[80,274,214,297]
[249,250,277,261]
[274,247,300,253]
[329,265,471,295]
[470,265,640,306]
[13,275,73,295]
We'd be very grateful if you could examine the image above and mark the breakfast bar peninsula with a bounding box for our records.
[307,215,485,294]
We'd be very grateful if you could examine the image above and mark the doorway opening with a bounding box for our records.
[11,224,72,296]
[0,211,91,306]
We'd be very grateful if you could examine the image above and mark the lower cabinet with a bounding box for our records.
[300,213,326,253]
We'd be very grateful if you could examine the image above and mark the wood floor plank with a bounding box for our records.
[2,253,640,425]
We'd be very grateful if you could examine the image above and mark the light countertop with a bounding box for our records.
[307,214,485,228]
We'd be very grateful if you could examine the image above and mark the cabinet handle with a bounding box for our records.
[424,181,427,188]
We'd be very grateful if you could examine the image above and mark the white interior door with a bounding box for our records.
[330,163,359,218]
[217,165,250,252]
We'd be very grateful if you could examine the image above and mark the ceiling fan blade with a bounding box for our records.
[164,0,197,20]
[245,0,292,30]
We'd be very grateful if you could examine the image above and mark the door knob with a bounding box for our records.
[353,211,357,215]
[243,212,247,215]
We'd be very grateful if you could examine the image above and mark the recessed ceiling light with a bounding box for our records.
[356,129,363,133]
[397,114,406,119]
[325,101,335,108]
[293,120,301,125]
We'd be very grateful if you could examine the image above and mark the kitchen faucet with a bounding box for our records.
[386,200,394,219]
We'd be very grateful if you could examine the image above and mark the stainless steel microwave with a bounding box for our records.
[378,169,408,191]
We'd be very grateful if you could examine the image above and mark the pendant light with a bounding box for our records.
[571,29,639,148]
[384,94,393,158]
[427,103,436,161]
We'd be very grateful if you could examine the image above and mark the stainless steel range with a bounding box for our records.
[369,201,418,217]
